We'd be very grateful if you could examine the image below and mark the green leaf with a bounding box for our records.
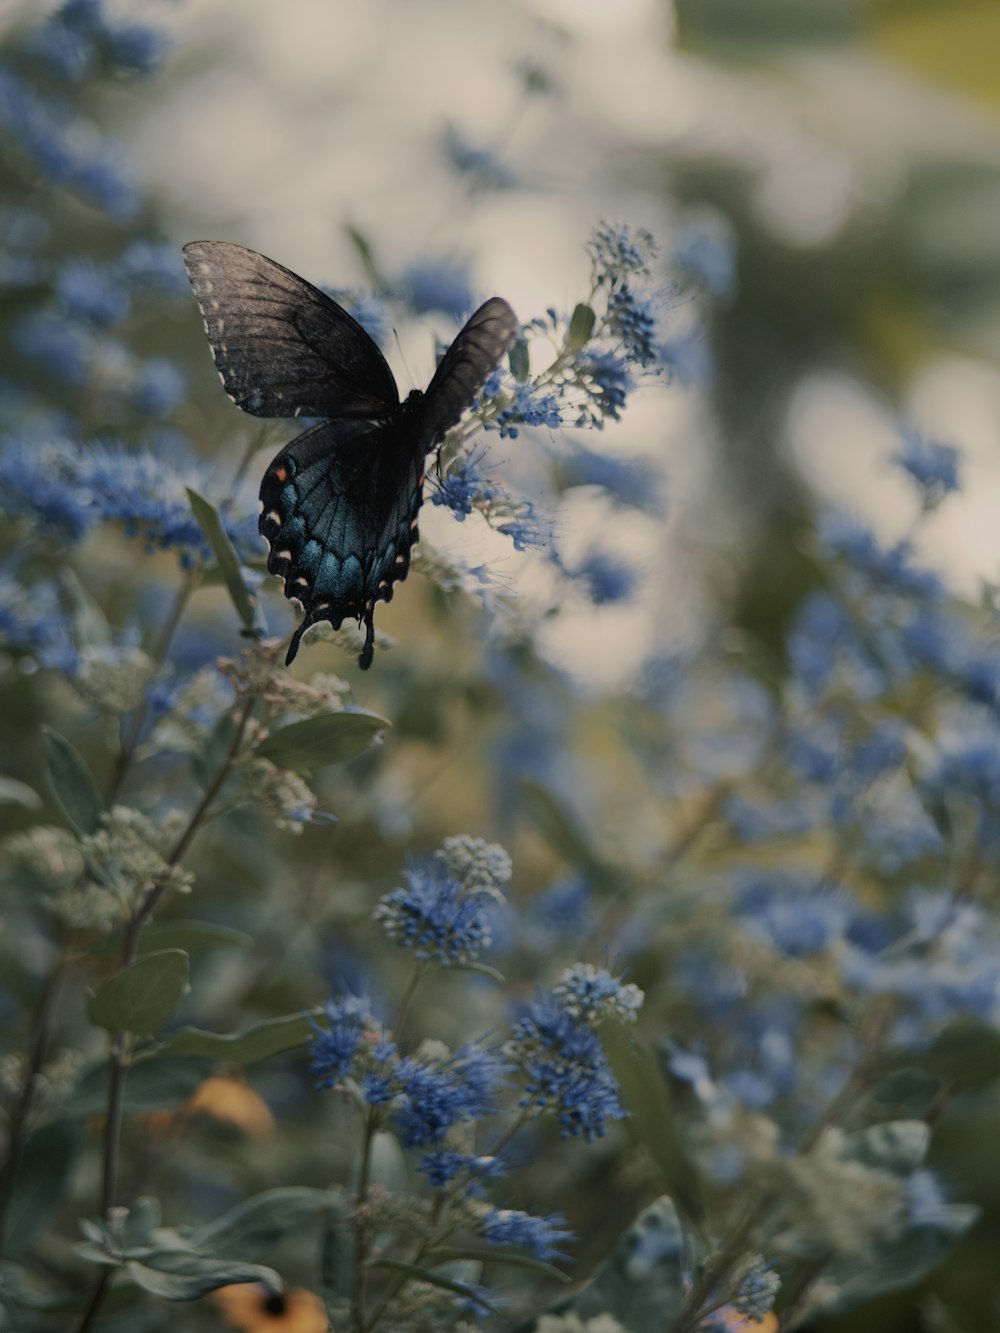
[42,727,104,837]
[920,1021,1000,1088]
[192,710,236,790]
[430,1246,571,1285]
[138,921,253,957]
[366,1260,497,1314]
[190,1187,346,1261]
[536,1197,685,1333]
[0,776,42,812]
[508,339,530,382]
[841,1120,930,1176]
[254,709,389,772]
[603,1027,705,1228]
[88,920,255,960]
[568,302,596,350]
[122,1197,162,1251]
[126,1251,281,1302]
[186,488,257,631]
[367,1130,409,1193]
[823,1202,980,1314]
[344,222,383,290]
[87,950,190,1035]
[153,1013,315,1064]
[61,568,111,648]
[4,1121,82,1258]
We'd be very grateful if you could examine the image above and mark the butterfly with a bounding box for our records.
[182,241,517,668]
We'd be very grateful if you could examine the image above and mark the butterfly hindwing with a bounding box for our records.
[258,418,426,666]
[418,297,518,442]
[183,241,399,419]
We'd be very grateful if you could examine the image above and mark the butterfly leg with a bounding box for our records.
[359,605,376,670]
[285,614,313,667]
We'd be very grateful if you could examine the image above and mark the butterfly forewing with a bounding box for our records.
[418,297,518,443]
[183,241,399,419]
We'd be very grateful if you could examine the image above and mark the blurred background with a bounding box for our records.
[4,2,1000,1330]
[133,0,1000,683]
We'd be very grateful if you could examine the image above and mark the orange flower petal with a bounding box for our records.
[211,1284,327,1332]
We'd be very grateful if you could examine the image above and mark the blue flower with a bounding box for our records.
[672,224,736,300]
[732,1259,780,1320]
[588,223,657,282]
[374,854,505,965]
[0,436,96,541]
[817,510,942,600]
[572,550,636,605]
[17,310,92,385]
[431,455,496,520]
[401,259,474,320]
[558,442,664,511]
[734,875,853,958]
[133,358,187,416]
[893,427,961,509]
[508,996,627,1141]
[575,350,634,424]
[660,327,714,388]
[56,258,130,326]
[0,70,137,219]
[390,1046,507,1148]
[0,573,79,672]
[417,1151,505,1191]
[310,994,375,1090]
[495,383,563,439]
[550,964,643,1025]
[117,241,189,295]
[607,285,660,367]
[443,124,514,190]
[479,1208,573,1260]
[102,22,168,76]
[40,0,168,77]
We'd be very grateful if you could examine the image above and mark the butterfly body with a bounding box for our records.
[182,241,517,668]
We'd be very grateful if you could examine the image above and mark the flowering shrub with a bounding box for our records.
[0,5,994,1333]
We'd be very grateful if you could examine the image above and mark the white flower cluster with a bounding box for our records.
[438,834,512,892]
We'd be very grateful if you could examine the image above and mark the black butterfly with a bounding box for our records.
[182,241,517,668]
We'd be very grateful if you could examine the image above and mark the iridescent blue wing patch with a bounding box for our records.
[259,419,426,668]
[182,241,398,419]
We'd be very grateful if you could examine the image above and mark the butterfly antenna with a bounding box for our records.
[392,327,417,392]
[359,606,376,670]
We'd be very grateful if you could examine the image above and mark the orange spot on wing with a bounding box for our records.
[274,465,288,482]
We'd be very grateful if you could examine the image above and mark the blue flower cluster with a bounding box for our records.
[0,435,257,566]
[29,0,169,82]
[507,966,642,1140]
[893,426,961,510]
[374,851,506,965]
[495,383,564,439]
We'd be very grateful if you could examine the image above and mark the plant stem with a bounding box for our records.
[105,569,200,805]
[393,964,426,1038]
[78,690,257,1333]
[0,955,65,1254]
[352,1107,381,1333]
[1,574,206,1264]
